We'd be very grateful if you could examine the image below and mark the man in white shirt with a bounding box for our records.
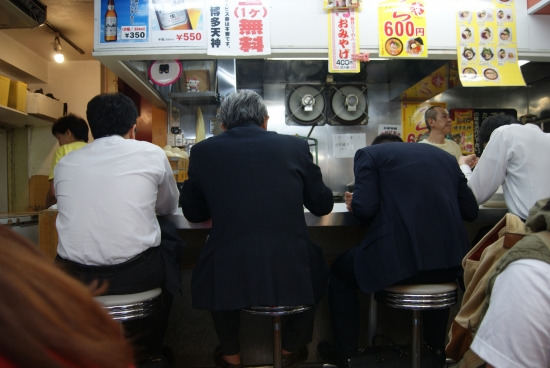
[460,115,550,220]
[54,93,182,365]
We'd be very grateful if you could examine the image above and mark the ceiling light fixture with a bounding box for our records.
[53,34,64,63]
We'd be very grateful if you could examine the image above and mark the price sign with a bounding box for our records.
[378,0,428,58]
[121,26,147,40]
[328,8,360,73]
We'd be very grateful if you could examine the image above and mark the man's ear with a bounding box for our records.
[127,124,137,139]
[261,115,269,130]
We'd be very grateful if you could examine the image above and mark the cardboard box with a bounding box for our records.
[0,75,9,107]
[8,80,27,112]
[26,92,64,121]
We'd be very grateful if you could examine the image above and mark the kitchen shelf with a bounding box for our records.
[0,105,53,128]
[169,91,218,105]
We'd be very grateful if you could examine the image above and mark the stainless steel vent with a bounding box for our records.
[0,0,47,29]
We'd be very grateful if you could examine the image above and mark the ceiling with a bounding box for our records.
[1,0,96,62]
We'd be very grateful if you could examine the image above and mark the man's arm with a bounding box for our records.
[467,130,509,205]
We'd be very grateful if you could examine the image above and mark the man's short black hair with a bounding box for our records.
[51,114,89,143]
[479,115,520,147]
[372,133,403,145]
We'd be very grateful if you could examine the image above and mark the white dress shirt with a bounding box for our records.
[461,124,550,219]
[55,135,179,265]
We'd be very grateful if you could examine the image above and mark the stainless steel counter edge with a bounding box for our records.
[168,203,508,229]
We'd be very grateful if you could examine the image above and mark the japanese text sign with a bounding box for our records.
[328,8,360,73]
[207,0,271,56]
[378,0,428,58]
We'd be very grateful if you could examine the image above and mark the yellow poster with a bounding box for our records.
[450,109,475,154]
[378,0,428,58]
[401,102,445,142]
[328,8,361,73]
[456,0,525,86]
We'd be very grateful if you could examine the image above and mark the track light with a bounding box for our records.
[53,35,64,63]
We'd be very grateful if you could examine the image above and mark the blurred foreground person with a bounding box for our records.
[318,134,478,368]
[180,90,334,368]
[0,225,134,368]
[470,198,550,367]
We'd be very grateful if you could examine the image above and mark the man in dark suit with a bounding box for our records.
[180,90,334,368]
[318,136,478,367]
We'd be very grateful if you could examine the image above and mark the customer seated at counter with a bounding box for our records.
[460,114,550,220]
[53,93,183,366]
[0,225,135,368]
[318,133,478,368]
[180,89,334,368]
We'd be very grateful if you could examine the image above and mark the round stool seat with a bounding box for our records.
[242,305,310,316]
[95,287,162,321]
[376,282,458,310]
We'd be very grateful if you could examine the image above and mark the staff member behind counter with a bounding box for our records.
[180,89,334,368]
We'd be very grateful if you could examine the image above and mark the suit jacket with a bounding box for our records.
[350,142,478,293]
[180,123,334,310]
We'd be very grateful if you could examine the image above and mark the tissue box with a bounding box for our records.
[8,80,27,112]
[0,75,9,106]
[26,93,64,121]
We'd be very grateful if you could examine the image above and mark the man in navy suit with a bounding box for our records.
[318,134,478,367]
[180,90,334,368]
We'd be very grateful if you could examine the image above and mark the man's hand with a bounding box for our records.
[344,191,353,213]
[459,154,479,169]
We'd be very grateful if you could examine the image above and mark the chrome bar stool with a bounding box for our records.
[373,283,458,368]
[94,287,163,322]
[242,305,310,368]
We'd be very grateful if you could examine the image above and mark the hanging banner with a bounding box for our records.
[98,0,206,47]
[328,8,360,73]
[456,0,525,86]
[378,0,428,58]
[401,102,445,142]
[206,0,271,56]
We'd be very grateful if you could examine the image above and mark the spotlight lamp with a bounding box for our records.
[53,35,64,63]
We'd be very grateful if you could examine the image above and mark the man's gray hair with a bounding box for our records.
[220,90,268,129]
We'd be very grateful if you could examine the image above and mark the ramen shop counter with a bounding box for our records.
[168,204,507,268]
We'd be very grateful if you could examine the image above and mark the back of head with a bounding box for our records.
[372,133,403,145]
[220,89,268,129]
[51,114,90,143]
[0,225,134,368]
[86,93,138,139]
[479,114,519,146]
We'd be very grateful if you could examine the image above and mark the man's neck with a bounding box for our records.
[426,132,445,144]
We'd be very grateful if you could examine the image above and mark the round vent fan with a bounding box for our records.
[286,85,326,125]
[329,85,368,125]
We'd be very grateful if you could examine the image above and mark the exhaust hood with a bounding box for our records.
[0,0,47,29]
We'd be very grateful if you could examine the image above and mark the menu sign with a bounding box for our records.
[98,0,206,47]
[328,8,360,73]
[378,0,428,58]
[456,0,525,86]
